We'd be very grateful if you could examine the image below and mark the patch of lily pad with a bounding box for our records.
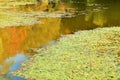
[12,27,120,80]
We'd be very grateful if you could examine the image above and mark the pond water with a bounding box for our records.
[0,0,120,80]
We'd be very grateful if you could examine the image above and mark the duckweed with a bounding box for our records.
[12,27,120,80]
[0,11,40,27]
[0,11,73,28]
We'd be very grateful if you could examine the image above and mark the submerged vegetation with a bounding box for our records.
[12,27,120,80]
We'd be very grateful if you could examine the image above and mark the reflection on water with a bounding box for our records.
[0,53,28,80]
[0,18,61,80]
[60,0,120,34]
[0,0,120,80]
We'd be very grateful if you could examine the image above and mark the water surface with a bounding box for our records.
[0,0,120,80]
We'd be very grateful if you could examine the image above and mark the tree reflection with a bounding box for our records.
[0,17,61,74]
[22,18,61,53]
[0,0,120,79]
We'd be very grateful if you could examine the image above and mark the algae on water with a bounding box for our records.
[0,11,73,28]
[0,11,40,27]
[12,27,120,80]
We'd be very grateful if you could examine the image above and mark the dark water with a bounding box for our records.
[0,0,120,80]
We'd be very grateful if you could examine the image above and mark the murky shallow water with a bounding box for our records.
[0,0,120,80]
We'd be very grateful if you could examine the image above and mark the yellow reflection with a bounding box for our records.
[22,18,61,52]
[0,61,13,75]
[93,11,106,27]
[0,38,3,54]
[0,1,69,75]
[85,11,93,22]
[85,5,107,27]
[0,17,61,74]
[85,6,94,22]
[64,28,72,34]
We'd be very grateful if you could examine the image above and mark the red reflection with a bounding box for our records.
[9,27,27,55]
[0,26,27,64]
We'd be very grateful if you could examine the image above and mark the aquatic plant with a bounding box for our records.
[12,27,120,80]
[0,11,41,27]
